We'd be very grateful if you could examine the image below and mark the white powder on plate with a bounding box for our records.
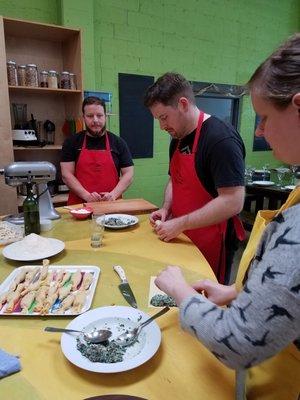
[15,233,55,257]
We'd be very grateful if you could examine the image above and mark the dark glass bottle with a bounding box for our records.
[23,184,40,235]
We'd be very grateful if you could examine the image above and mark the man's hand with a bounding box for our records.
[149,207,170,226]
[100,192,116,201]
[192,279,237,306]
[154,216,185,241]
[85,192,103,202]
[155,266,196,305]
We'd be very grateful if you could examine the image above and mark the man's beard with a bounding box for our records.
[86,125,106,137]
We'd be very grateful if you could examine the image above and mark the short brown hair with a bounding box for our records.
[82,96,106,114]
[248,33,300,108]
[144,72,196,108]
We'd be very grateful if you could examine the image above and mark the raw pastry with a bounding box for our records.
[81,273,93,290]
[71,290,87,313]
[71,271,82,290]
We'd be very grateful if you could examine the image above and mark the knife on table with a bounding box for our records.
[113,265,138,308]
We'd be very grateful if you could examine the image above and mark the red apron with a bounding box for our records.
[67,132,119,205]
[171,112,228,282]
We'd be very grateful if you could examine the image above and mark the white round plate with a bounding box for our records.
[104,214,139,229]
[284,185,296,190]
[60,306,162,373]
[252,180,275,186]
[2,237,65,261]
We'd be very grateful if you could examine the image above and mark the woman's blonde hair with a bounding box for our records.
[248,33,300,108]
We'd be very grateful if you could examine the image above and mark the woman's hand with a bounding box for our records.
[155,266,197,306]
[192,280,237,306]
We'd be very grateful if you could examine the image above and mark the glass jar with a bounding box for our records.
[39,70,48,87]
[25,64,38,87]
[47,70,58,89]
[69,73,77,90]
[7,60,18,86]
[60,71,70,89]
[17,65,26,86]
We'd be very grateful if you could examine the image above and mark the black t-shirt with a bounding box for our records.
[169,116,245,197]
[61,131,134,174]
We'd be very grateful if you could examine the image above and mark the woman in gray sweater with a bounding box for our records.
[155,34,300,399]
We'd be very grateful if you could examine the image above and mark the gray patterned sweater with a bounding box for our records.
[179,204,300,369]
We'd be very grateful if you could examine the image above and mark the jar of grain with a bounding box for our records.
[7,60,18,86]
[60,71,70,89]
[25,64,38,87]
[39,70,48,87]
[69,73,77,90]
[47,70,58,89]
[17,65,26,86]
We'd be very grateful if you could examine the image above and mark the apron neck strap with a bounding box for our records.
[192,111,205,153]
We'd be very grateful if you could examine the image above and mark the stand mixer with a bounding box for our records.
[0,161,61,224]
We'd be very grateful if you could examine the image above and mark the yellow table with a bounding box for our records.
[0,211,234,399]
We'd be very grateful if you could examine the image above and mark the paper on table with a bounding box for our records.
[148,276,167,307]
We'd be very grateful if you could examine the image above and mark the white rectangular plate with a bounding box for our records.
[0,265,100,316]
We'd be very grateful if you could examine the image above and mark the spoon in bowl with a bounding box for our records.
[114,306,170,347]
[44,326,112,344]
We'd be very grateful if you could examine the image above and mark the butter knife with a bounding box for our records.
[113,265,137,308]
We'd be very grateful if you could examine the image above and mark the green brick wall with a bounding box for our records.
[0,0,60,24]
[0,0,299,206]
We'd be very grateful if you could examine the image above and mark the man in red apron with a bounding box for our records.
[60,96,134,205]
[144,73,245,283]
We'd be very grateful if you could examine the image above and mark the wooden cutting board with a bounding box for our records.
[83,198,158,215]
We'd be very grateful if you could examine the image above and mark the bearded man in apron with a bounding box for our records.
[61,96,134,205]
[155,35,300,399]
[144,73,246,284]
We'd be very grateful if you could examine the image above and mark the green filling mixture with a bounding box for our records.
[77,338,126,363]
[150,294,177,307]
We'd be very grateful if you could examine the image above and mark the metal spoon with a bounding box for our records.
[114,306,170,347]
[44,326,112,344]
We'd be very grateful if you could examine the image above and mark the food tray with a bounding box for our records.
[0,265,100,316]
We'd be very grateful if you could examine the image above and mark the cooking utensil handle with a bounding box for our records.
[44,327,81,334]
[113,265,127,282]
[140,306,170,329]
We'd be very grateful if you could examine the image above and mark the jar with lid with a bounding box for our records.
[60,71,70,89]
[7,60,18,86]
[47,70,58,89]
[69,73,77,90]
[17,65,26,86]
[39,70,48,87]
[25,64,38,87]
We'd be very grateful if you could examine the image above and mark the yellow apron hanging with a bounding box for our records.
[236,187,300,400]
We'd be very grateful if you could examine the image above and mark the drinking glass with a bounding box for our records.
[90,214,105,248]
[290,165,298,185]
[262,164,270,181]
[245,166,254,184]
[276,168,286,188]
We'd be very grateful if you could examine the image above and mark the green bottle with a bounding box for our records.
[23,183,40,235]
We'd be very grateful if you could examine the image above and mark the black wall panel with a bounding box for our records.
[119,73,154,158]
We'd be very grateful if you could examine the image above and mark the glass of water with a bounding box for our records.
[276,168,286,188]
[90,214,105,248]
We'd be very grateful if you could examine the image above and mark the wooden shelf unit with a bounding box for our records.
[13,145,62,150]
[0,16,83,215]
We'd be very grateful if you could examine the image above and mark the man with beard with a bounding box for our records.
[61,96,134,205]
